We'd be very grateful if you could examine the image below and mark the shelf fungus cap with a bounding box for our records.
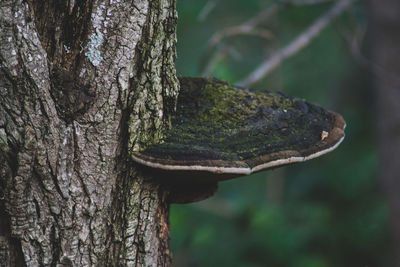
[132,77,345,182]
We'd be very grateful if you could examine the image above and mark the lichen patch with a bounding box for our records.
[85,29,104,66]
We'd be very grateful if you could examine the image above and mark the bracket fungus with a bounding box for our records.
[132,77,345,203]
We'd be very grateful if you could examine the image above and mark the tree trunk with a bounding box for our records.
[0,0,179,266]
[370,1,400,266]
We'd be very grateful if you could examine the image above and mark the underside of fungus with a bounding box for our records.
[132,77,345,183]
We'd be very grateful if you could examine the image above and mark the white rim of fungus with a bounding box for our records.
[131,135,345,175]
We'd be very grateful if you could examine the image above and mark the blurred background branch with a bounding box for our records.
[201,0,352,81]
[206,0,335,48]
[238,0,355,86]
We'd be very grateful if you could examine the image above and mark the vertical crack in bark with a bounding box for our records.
[28,0,94,70]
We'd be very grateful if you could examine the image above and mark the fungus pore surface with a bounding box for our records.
[132,77,345,179]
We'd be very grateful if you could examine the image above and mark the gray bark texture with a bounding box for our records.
[370,0,400,266]
[0,0,179,266]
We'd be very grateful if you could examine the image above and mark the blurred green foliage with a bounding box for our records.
[171,0,391,266]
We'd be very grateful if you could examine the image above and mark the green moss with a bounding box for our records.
[139,77,336,163]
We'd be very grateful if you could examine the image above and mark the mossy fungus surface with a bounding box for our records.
[132,77,345,179]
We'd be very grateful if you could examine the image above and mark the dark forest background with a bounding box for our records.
[169,0,397,266]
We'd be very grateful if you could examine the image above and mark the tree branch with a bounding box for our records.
[237,0,354,87]
[207,0,334,48]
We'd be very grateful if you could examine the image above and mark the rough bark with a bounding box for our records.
[370,1,400,266]
[0,0,179,266]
